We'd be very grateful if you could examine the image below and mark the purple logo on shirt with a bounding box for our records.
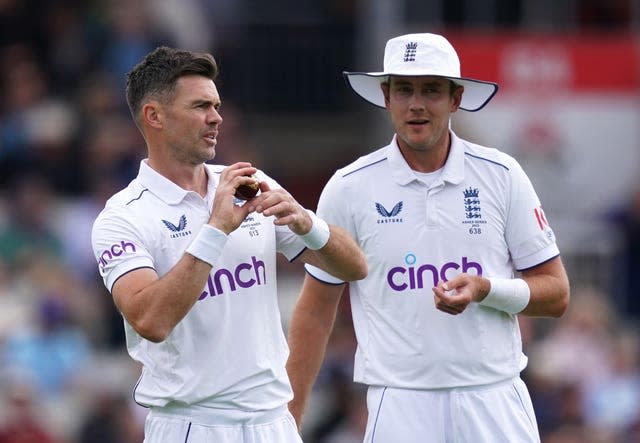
[387,253,482,291]
[98,240,137,270]
[198,256,267,299]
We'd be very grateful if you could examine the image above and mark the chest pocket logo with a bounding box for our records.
[162,214,192,238]
[162,214,187,232]
[376,201,403,224]
[463,188,481,220]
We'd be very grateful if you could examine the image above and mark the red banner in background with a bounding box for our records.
[447,33,639,92]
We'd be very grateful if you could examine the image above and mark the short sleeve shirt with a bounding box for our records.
[307,132,560,389]
[92,160,306,410]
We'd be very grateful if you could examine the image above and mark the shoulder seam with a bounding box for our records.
[126,188,149,206]
[343,157,388,178]
[464,152,509,171]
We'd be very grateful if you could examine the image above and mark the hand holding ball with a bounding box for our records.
[234,174,260,200]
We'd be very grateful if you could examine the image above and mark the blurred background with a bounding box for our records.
[0,0,638,442]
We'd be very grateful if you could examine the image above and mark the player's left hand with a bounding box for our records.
[432,274,484,315]
[249,181,312,235]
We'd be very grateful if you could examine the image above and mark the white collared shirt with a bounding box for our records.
[307,132,559,389]
[92,160,306,410]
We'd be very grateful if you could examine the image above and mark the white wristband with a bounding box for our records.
[481,278,531,314]
[300,211,330,250]
[185,224,228,267]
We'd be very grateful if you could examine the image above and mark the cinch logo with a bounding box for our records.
[386,253,483,291]
[98,240,137,270]
[198,256,266,300]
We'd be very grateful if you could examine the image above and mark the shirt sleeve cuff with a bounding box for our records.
[304,263,344,285]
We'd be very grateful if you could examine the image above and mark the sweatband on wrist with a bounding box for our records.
[185,224,228,267]
[481,278,531,314]
[300,210,330,250]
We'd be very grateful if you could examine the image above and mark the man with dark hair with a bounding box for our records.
[91,46,367,443]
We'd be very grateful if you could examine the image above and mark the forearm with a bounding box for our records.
[286,314,334,427]
[437,257,569,318]
[479,257,569,318]
[306,226,367,282]
[138,225,230,340]
[286,279,344,428]
[520,272,570,317]
[116,254,213,342]
[146,255,213,332]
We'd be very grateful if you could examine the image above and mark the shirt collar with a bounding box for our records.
[137,159,218,205]
[386,131,465,186]
[441,131,465,185]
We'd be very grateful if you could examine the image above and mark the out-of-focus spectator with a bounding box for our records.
[2,292,91,396]
[542,424,604,443]
[319,384,367,443]
[0,44,46,179]
[514,284,640,443]
[582,327,640,439]
[81,113,143,188]
[0,0,46,50]
[144,0,211,51]
[52,177,119,284]
[0,378,58,443]
[0,174,63,270]
[577,0,632,28]
[73,70,141,192]
[42,1,97,96]
[99,0,168,95]
[0,43,79,194]
[70,351,146,442]
[75,391,143,443]
[609,184,640,319]
[528,286,616,393]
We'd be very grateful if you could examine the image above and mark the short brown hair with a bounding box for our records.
[125,46,218,122]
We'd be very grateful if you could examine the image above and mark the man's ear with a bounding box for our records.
[142,101,163,129]
[451,85,464,112]
[380,82,391,109]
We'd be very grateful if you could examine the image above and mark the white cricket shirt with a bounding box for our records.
[92,160,306,410]
[307,132,559,389]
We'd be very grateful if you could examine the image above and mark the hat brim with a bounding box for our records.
[343,71,498,112]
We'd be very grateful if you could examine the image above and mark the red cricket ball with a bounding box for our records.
[234,174,260,200]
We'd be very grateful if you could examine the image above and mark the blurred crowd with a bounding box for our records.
[0,1,639,443]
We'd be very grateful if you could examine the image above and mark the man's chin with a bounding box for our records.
[201,147,216,163]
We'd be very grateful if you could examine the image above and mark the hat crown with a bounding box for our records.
[383,33,461,78]
[343,32,498,111]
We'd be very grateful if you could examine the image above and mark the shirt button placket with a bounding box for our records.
[426,187,440,227]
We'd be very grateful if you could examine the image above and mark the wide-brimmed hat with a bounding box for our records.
[343,33,498,112]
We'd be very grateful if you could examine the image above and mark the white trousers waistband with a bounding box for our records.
[148,403,289,426]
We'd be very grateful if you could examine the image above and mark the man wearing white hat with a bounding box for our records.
[286,33,570,442]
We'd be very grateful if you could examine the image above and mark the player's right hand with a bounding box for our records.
[209,162,258,234]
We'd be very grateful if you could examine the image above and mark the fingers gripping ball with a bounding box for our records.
[234,174,260,200]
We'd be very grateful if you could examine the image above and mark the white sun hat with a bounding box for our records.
[343,33,498,112]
